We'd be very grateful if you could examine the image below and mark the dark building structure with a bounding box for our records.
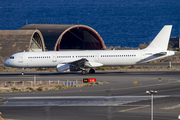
[0,30,45,60]
[169,37,180,48]
[20,24,106,51]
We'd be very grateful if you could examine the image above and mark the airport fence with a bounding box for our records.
[0,77,83,88]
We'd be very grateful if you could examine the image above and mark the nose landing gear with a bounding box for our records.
[81,70,87,75]
[22,68,24,75]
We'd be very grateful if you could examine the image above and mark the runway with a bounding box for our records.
[0,71,180,120]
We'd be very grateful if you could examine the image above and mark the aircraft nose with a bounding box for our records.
[3,59,9,66]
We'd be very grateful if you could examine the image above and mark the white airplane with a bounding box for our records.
[4,25,175,75]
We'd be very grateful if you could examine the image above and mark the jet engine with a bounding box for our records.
[56,63,81,72]
[56,63,70,72]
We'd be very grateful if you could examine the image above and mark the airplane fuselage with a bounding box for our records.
[4,49,175,68]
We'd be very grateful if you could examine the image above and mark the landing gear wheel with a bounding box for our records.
[22,68,25,75]
[82,70,87,75]
[89,68,95,74]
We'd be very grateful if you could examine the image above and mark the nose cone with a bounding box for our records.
[3,59,10,67]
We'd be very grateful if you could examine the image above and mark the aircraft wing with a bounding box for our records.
[60,58,103,68]
[70,58,90,68]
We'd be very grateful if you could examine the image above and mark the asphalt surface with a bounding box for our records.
[0,71,180,120]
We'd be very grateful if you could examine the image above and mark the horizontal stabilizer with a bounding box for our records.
[154,52,167,56]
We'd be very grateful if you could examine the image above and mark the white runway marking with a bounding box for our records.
[7,95,167,99]
[2,96,168,107]
[161,104,180,110]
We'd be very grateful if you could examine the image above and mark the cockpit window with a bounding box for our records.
[10,56,14,59]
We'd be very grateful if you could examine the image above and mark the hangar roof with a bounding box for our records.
[20,24,105,51]
[0,30,45,60]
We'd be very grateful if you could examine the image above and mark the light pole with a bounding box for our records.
[146,90,157,120]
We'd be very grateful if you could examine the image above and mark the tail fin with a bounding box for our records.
[144,25,172,51]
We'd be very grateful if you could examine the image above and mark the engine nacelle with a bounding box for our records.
[69,64,81,71]
[56,63,82,72]
[56,64,70,72]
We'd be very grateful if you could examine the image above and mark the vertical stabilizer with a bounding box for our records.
[144,25,172,51]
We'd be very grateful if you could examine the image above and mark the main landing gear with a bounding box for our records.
[81,68,95,75]
[81,70,87,75]
[89,68,95,74]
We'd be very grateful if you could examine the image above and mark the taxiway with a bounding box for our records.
[0,71,180,120]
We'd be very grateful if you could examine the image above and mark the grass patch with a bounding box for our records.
[90,82,95,86]
[95,82,99,85]
[27,87,34,91]
[103,81,108,84]
[37,87,44,91]
[0,67,3,71]
[12,87,19,91]
[56,85,64,89]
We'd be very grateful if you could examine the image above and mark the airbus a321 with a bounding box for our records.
[4,25,175,75]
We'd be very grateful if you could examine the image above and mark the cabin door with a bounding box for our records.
[52,54,57,62]
[18,54,23,63]
[95,53,99,62]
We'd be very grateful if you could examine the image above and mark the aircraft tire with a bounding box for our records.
[89,69,95,74]
[82,70,87,75]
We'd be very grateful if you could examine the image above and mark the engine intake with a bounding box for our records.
[56,63,81,72]
[56,64,70,72]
